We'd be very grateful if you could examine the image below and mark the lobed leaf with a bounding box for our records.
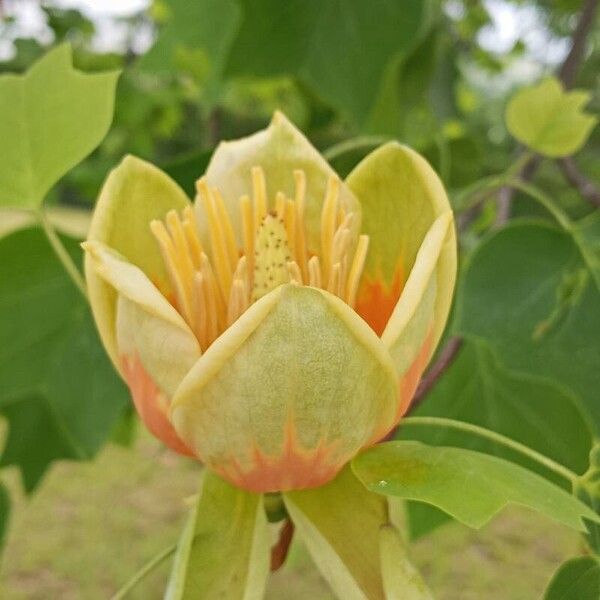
[505,77,597,158]
[0,44,119,208]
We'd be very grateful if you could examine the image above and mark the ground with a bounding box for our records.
[0,429,581,599]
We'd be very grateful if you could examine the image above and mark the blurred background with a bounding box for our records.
[0,0,598,598]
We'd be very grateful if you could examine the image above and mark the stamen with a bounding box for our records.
[182,206,203,269]
[320,175,340,281]
[346,235,369,307]
[332,226,351,267]
[240,194,254,273]
[275,191,286,220]
[196,178,232,298]
[150,219,193,324]
[193,272,208,348]
[252,166,267,231]
[308,255,322,288]
[294,170,308,280]
[204,273,219,345]
[227,280,248,326]
[287,261,302,285]
[166,211,196,296]
[199,252,226,329]
[213,187,239,269]
[328,262,342,297]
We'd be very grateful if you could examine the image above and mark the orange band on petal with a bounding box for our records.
[121,354,196,458]
[398,328,434,418]
[369,328,434,445]
[355,262,405,336]
[212,419,350,493]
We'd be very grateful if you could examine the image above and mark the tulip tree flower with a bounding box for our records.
[83,112,455,597]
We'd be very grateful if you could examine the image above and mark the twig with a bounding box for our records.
[558,157,600,208]
[558,0,599,89]
[407,337,463,415]
[111,543,177,600]
[37,208,88,299]
[270,519,295,571]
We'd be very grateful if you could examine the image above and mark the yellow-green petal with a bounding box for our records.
[171,284,398,492]
[84,241,200,455]
[85,155,190,369]
[346,142,456,339]
[381,213,453,412]
[202,111,360,252]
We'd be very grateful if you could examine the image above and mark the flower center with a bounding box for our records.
[150,166,369,351]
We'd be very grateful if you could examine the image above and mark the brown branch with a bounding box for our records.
[558,0,599,89]
[558,157,600,208]
[407,337,464,415]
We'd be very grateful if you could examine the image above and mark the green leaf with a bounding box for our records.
[544,557,600,599]
[458,221,600,433]
[505,77,597,158]
[0,395,79,491]
[226,0,434,125]
[379,525,434,599]
[0,228,128,490]
[353,441,599,531]
[401,339,593,483]
[573,444,600,554]
[0,483,10,554]
[166,471,270,600]
[284,466,390,600]
[140,0,241,95]
[0,44,119,208]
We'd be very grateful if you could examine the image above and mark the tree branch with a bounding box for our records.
[407,337,463,415]
[558,157,600,208]
[558,0,599,89]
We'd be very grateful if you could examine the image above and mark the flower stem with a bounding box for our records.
[401,416,578,484]
[37,207,88,299]
[110,543,177,600]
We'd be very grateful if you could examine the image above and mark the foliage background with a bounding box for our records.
[0,0,598,597]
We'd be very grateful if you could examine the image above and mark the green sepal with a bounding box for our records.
[283,465,389,600]
[379,524,433,600]
[166,470,270,600]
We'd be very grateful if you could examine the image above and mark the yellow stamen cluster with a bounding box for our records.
[150,166,369,351]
